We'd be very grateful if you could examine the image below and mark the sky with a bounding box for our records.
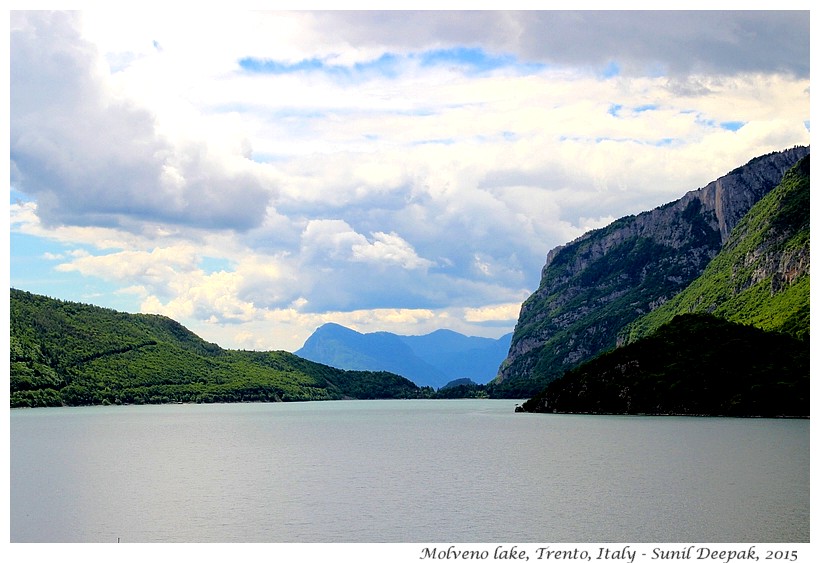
[7,8,811,353]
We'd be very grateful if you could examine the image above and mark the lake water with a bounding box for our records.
[10,400,809,543]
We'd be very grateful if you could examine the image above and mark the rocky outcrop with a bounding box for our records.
[495,146,809,396]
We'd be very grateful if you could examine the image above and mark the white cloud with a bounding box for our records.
[9,10,810,352]
[300,219,368,263]
[463,302,523,324]
[351,232,433,270]
[11,11,275,231]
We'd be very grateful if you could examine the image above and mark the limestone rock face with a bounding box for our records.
[496,146,809,395]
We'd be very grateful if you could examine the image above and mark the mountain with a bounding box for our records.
[493,146,809,398]
[517,153,810,416]
[403,329,513,383]
[10,289,426,407]
[294,323,447,388]
[296,324,512,388]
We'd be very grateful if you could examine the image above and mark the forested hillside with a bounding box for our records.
[10,289,427,407]
[521,314,808,417]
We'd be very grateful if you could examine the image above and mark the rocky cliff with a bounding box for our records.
[494,146,809,396]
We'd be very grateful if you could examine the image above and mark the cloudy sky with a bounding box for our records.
[8,9,810,352]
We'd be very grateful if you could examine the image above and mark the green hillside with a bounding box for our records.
[10,289,425,407]
[622,155,809,343]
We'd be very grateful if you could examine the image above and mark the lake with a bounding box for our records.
[10,399,809,543]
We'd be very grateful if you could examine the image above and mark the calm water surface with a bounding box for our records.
[10,400,809,542]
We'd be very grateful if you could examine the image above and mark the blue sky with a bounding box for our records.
[8,10,811,351]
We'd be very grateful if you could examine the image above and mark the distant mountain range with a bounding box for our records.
[295,323,512,389]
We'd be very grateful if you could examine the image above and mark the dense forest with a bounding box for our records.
[521,314,808,417]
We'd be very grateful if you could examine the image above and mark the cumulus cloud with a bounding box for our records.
[9,10,810,351]
[54,243,300,324]
[351,231,434,270]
